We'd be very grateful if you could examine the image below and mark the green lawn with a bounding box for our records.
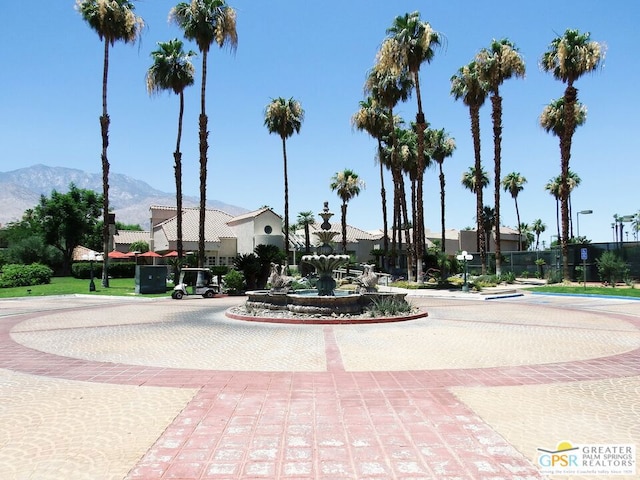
[0,277,172,299]
[530,285,640,298]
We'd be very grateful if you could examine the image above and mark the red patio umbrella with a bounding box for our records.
[163,251,179,257]
[108,250,129,259]
[138,251,162,258]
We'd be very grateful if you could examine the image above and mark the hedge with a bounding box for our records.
[0,263,53,288]
[71,261,137,279]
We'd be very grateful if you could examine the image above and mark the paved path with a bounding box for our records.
[0,291,638,479]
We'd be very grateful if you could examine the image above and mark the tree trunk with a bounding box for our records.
[101,39,110,288]
[470,104,486,274]
[439,162,447,278]
[491,93,503,275]
[515,197,522,251]
[198,50,209,268]
[377,138,389,270]
[282,136,289,267]
[414,71,426,284]
[560,84,578,280]
[175,91,185,260]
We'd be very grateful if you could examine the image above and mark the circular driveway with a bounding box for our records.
[0,292,638,479]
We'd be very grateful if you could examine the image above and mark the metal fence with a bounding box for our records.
[465,242,640,282]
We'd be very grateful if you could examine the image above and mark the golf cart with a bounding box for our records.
[171,268,220,299]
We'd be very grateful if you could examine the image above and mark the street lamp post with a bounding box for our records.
[456,250,473,292]
[576,210,592,240]
[82,252,103,292]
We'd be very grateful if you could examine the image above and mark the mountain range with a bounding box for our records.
[0,165,248,229]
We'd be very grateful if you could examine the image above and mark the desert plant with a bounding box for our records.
[596,251,628,287]
[367,295,412,317]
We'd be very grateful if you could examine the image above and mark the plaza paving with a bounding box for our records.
[0,290,638,479]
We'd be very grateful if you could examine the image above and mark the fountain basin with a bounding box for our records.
[244,289,408,316]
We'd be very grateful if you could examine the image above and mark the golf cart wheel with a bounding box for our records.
[203,290,215,299]
[172,291,184,300]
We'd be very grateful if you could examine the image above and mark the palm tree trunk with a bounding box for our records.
[470,104,486,274]
[377,138,389,269]
[282,136,289,266]
[198,50,209,268]
[560,84,578,280]
[515,198,521,251]
[398,173,413,282]
[101,39,111,288]
[175,91,185,260]
[439,162,446,278]
[491,93,503,275]
[414,70,426,284]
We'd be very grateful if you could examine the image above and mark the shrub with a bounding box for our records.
[223,269,245,295]
[366,295,412,317]
[501,271,516,284]
[596,251,629,287]
[71,261,136,279]
[0,263,53,288]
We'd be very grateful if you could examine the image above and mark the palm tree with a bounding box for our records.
[365,66,413,279]
[461,166,489,254]
[566,170,582,238]
[264,97,305,263]
[541,29,604,280]
[519,223,534,251]
[352,97,392,264]
[330,169,365,256]
[171,0,238,267]
[476,39,525,275]
[296,211,315,254]
[382,12,441,281]
[544,176,562,240]
[76,0,144,287]
[532,219,546,250]
[481,206,496,254]
[501,172,527,250]
[451,61,489,273]
[146,39,196,261]
[427,129,456,263]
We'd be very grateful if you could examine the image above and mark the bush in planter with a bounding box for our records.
[0,263,53,288]
[223,269,245,295]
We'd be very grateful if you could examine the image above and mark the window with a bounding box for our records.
[264,225,272,234]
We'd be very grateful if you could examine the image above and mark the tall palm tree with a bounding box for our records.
[76,0,144,287]
[296,211,315,254]
[330,169,365,255]
[451,61,489,273]
[545,176,562,240]
[541,29,604,280]
[476,39,525,275]
[146,39,196,261]
[264,97,305,263]
[351,97,392,263]
[461,166,489,253]
[381,12,441,282]
[532,219,546,250]
[365,67,413,279]
[171,0,238,267]
[427,128,456,261]
[501,172,527,250]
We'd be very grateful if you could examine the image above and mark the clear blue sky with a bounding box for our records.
[2,0,638,244]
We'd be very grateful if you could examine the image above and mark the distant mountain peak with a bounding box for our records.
[0,164,248,229]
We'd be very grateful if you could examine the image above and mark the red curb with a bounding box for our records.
[224,307,428,324]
